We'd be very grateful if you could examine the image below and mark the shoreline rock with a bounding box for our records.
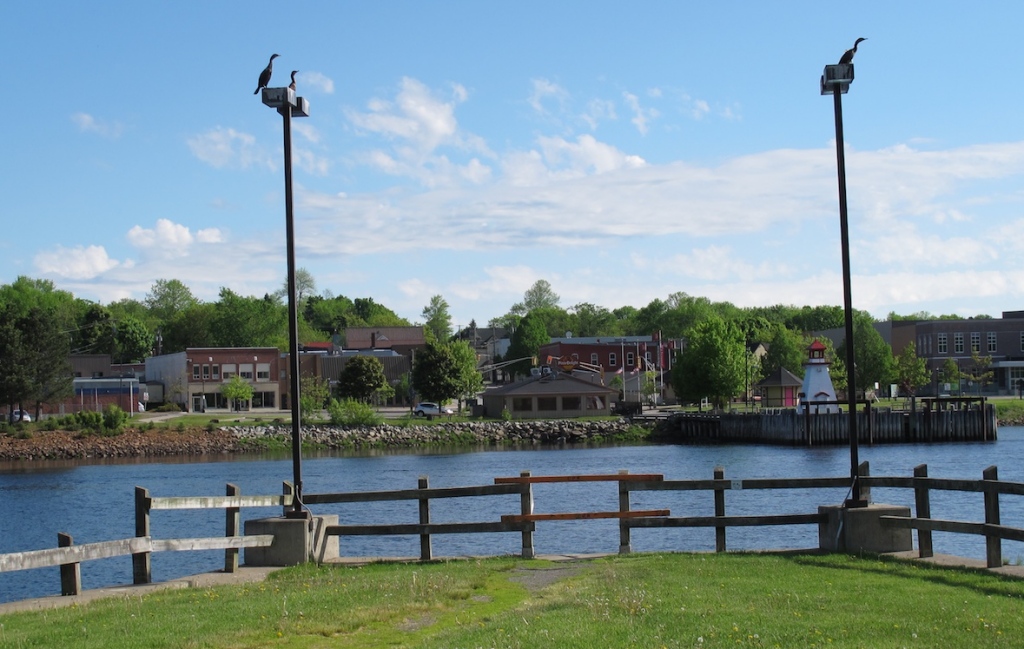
[0,420,650,462]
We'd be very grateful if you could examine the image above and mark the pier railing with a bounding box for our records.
[3,463,1024,599]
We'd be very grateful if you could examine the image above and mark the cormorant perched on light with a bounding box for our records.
[838,38,866,65]
[289,70,298,92]
[254,53,280,95]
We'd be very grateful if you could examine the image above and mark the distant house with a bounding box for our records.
[758,367,803,408]
[481,370,619,419]
[344,326,426,356]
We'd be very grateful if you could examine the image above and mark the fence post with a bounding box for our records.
[418,476,432,561]
[519,470,535,559]
[714,466,726,552]
[283,482,295,516]
[983,465,1001,568]
[58,532,81,596]
[858,461,871,503]
[133,486,151,584]
[225,483,241,573]
[618,469,632,554]
[913,464,932,558]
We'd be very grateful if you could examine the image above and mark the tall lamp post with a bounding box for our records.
[262,82,310,517]
[821,61,867,508]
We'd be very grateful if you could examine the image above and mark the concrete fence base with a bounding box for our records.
[244,515,339,567]
[819,504,913,554]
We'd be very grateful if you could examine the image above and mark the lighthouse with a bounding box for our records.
[798,340,839,414]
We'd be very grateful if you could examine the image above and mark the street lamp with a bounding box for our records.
[821,60,866,508]
[262,80,310,517]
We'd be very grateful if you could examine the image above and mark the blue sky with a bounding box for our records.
[4,2,1024,328]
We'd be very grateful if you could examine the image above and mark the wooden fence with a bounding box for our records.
[4,463,1024,599]
[0,483,286,597]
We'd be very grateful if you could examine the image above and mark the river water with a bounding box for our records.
[2,427,1024,604]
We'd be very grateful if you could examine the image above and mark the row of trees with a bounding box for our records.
[3,271,984,416]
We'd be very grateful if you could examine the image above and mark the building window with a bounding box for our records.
[192,365,201,380]
[239,363,254,380]
[988,332,997,353]
[252,391,276,408]
[971,332,980,353]
[590,353,599,366]
[562,396,582,410]
[537,397,557,411]
[222,364,236,380]
[609,352,617,367]
[954,333,964,354]
[202,364,210,380]
[256,363,271,382]
[626,352,635,367]
[938,334,947,354]
[586,396,605,411]
[512,397,533,412]
[212,365,220,380]
[1021,331,1024,353]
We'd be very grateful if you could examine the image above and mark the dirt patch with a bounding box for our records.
[509,565,585,592]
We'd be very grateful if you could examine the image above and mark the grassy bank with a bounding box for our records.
[3,553,1023,648]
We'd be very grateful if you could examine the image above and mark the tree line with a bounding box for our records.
[2,273,967,417]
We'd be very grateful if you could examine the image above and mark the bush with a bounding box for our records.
[328,398,383,427]
[154,402,182,413]
[102,405,129,432]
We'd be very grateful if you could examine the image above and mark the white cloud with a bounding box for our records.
[299,71,334,94]
[196,228,223,243]
[344,77,493,187]
[71,112,125,138]
[622,91,659,135]
[34,245,119,279]
[581,98,617,130]
[186,127,273,170]
[528,78,568,114]
[294,148,330,176]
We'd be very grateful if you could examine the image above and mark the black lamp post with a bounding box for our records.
[821,61,867,508]
[262,82,310,517]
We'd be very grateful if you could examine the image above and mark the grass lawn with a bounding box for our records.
[2,552,1023,648]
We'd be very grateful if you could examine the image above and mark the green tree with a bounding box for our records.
[894,342,929,397]
[220,375,255,411]
[449,340,484,411]
[114,315,152,363]
[421,294,452,342]
[670,317,746,409]
[967,350,994,395]
[940,357,960,394]
[212,288,288,349]
[144,279,198,325]
[511,280,560,314]
[411,341,462,406]
[837,313,894,396]
[337,355,387,402]
[570,302,620,337]
[299,375,331,423]
[504,312,548,379]
[761,325,809,377]
[161,303,216,353]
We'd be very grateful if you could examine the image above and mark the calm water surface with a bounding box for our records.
[2,427,1023,604]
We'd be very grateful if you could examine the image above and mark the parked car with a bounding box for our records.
[7,409,32,423]
[414,402,453,417]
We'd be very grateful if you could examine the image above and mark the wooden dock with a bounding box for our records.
[663,399,996,445]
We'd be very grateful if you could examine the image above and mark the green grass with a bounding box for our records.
[3,553,1023,648]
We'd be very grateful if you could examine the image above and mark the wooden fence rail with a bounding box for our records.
[6,463,1024,601]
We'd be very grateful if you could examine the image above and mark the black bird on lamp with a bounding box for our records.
[254,53,280,95]
[838,38,866,65]
[289,70,298,92]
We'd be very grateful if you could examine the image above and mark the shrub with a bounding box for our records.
[328,398,383,427]
[74,410,103,432]
[154,402,182,413]
[102,405,129,432]
[501,406,512,422]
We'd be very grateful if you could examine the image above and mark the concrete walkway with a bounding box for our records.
[3,550,1022,616]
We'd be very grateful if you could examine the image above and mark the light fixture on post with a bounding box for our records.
[821,54,867,508]
[262,75,310,518]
